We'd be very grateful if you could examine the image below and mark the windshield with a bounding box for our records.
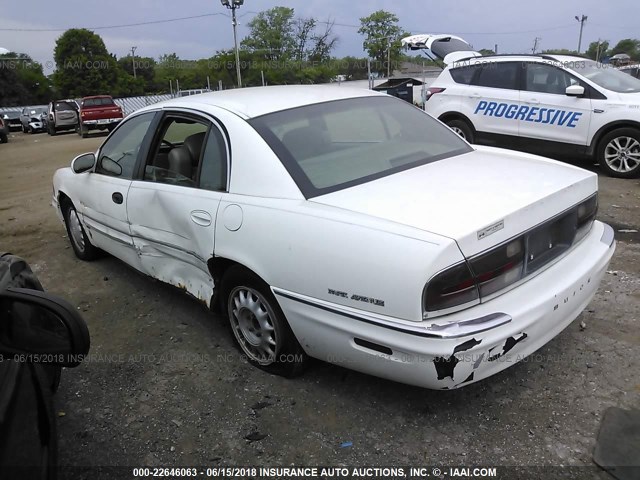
[569,60,640,93]
[250,96,472,198]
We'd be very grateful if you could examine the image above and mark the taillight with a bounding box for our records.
[425,87,446,101]
[423,262,479,313]
[575,193,598,243]
[423,194,599,316]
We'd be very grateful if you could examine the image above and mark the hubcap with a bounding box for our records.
[450,126,466,139]
[68,208,85,252]
[604,136,640,173]
[228,287,277,365]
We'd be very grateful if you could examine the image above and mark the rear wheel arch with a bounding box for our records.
[438,113,476,143]
[588,121,640,157]
[207,257,270,311]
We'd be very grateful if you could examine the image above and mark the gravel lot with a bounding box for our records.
[0,129,639,478]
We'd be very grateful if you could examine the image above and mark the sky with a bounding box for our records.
[0,0,638,73]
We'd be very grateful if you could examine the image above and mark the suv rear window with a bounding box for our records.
[473,62,519,90]
[55,102,76,111]
[450,65,477,85]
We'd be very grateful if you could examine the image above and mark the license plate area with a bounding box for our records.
[525,212,576,274]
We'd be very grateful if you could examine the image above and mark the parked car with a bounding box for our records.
[0,117,7,143]
[52,86,615,390]
[20,107,47,134]
[77,95,123,138]
[46,99,79,136]
[0,253,90,479]
[2,110,22,131]
[403,33,640,178]
[619,64,640,79]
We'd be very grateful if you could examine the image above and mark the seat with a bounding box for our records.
[183,132,206,168]
[168,147,193,180]
[281,126,327,161]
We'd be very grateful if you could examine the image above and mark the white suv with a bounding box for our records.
[403,34,640,178]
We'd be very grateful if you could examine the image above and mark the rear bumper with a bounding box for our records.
[275,221,615,389]
[82,118,122,128]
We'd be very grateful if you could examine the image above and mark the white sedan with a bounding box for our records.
[52,86,615,389]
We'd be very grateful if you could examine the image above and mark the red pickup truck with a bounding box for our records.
[77,95,124,138]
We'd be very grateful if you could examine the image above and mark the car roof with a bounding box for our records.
[142,85,382,119]
[82,95,113,100]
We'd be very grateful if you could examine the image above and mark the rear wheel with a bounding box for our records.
[221,266,308,378]
[0,132,7,144]
[445,119,474,143]
[62,201,99,261]
[597,128,640,178]
[47,123,57,136]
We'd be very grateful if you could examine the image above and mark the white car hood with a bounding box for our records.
[312,147,597,257]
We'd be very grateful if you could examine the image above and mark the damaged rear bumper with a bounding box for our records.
[274,221,615,389]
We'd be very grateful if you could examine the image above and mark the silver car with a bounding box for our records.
[46,100,79,135]
[20,107,47,134]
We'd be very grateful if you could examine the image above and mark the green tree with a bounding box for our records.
[610,38,640,61]
[53,29,121,97]
[117,55,157,93]
[242,7,296,61]
[541,48,579,55]
[585,40,609,61]
[478,48,496,56]
[309,20,339,63]
[358,10,405,76]
[0,52,51,106]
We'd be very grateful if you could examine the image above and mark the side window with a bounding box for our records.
[449,65,477,85]
[525,63,579,95]
[198,127,228,192]
[473,62,519,90]
[96,112,155,179]
[143,116,208,187]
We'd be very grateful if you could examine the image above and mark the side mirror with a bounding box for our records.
[566,85,585,97]
[71,153,96,174]
[100,157,122,176]
[0,288,90,367]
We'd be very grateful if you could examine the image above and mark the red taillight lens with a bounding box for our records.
[469,239,525,298]
[425,87,446,101]
[423,262,479,312]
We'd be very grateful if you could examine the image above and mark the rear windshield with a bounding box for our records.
[83,98,115,107]
[55,101,77,111]
[250,96,472,198]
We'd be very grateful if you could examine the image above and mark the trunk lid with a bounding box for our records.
[312,146,597,258]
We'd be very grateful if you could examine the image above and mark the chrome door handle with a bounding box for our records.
[190,210,212,227]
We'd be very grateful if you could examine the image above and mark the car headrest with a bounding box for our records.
[183,132,206,166]
[168,147,193,180]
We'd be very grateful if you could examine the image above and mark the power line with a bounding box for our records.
[0,13,229,32]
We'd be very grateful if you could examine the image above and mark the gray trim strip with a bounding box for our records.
[273,288,511,339]
[600,223,615,248]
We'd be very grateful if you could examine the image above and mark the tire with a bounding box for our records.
[221,266,308,378]
[446,119,475,143]
[0,253,62,392]
[597,128,640,178]
[77,124,88,138]
[0,133,7,144]
[62,201,99,261]
[48,123,57,136]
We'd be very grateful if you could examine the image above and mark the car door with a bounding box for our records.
[519,62,592,145]
[466,61,522,138]
[127,111,228,305]
[74,112,157,268]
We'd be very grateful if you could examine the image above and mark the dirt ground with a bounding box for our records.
[0,129,639,478]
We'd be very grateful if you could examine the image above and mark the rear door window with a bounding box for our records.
[473,62,520,90]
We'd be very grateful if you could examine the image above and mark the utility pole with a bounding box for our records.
[387,39,391,79]
[575,15,588,53]
[221,0,244,88]
[532,37,542,54]
[131,46,137,79]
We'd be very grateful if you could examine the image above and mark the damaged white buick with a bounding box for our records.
[52,86,615,389]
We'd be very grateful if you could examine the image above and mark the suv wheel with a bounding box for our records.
[598,128,640,178]
[446,119,474,143]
